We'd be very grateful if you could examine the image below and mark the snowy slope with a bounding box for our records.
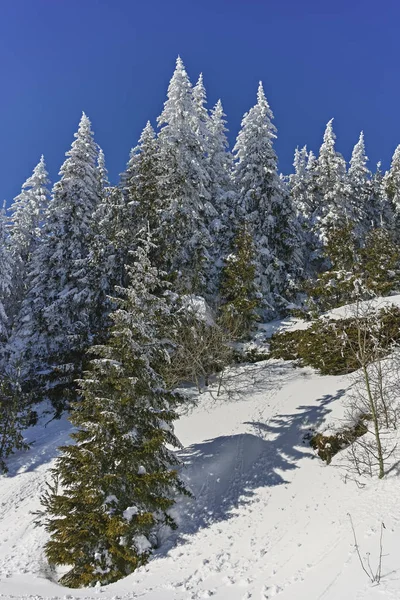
[1,358,400,600]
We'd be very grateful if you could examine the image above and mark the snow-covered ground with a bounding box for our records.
[1,354,400,599]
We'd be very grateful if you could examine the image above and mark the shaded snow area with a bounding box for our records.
[2,360,400,599]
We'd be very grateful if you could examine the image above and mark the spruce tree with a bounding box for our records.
[346,132,372,239]
[360,228,400,296]
[304,222,360,312]
[314,119,347,243]
[233,82,301,316]
[192,73,211,150]
[289,146,319,275]
[0,202,13,355]
[290,146,311,216]
[7,156,51,325]
[15,113,102,413]
[97,147,110,191]
[42,239,189,588]
[383,145,400,236]
[9,155,50,272]
[219,224,261,337]
[156,57,213,293]
[371,162,394,229]
[89,148,122,340]
[121,121,164,267]
[207,100,236,293]
[0,372,30,474]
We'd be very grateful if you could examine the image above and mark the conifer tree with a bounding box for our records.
[290,146,310,216]
[89,147,122,339]
[9,155,50,266]
[383,145,400,236]
[219,224,261,337]
[314,119,347,242]
[289,146,319,275]
[207,100,236,291]
[156,57,213,293]
[346,132,372,238]
[94,147,129,292]
[304,222,359,312]
[360,228,400,296]
[97,147,110,191]
[233,82,301,315]
[15,113,102,413]
[192,73,211,150]
[191,75,223,295]
[0,372,30,474]
[121,121,164,267]
[371,162,394,229]
[0,203,13,353]
[305,225,400,312]
[8,156,51,319]
[42,238,189,588]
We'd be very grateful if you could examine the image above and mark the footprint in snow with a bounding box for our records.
[261,584,283,597]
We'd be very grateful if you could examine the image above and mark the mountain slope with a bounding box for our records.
[1,354,400,599]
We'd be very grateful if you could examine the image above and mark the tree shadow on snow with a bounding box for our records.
[158,388,346,555]
[216,361,301,402]
[180,361,303,418]
[3,414,72,478]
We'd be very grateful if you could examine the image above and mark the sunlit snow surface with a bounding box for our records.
[2,300,400,599]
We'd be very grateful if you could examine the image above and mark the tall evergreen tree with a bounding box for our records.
[9,155,50,266]
[89,147,123,339]
[15,113,103,412]
[192,73,211,150]
[121,121,163,267]
[346,131,372,238]
[0,203,12,353]
[208,99,236,283]
[8,156,51,319]
[156,57,213,293]
[233,82,301,315]
[219,223,261,337]
[371,161,394,229]
[290,146,311,217]
[314,119,347,242]
[383,145,400,236]
[42,239,189,587]
[290,146,320,276]
[97,147,110,190]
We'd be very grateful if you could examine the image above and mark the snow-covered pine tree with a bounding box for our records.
[233,82,301,316]
[371,162,394,229]
[0,371,30,474]
[0,203,13,357]
[15,113,103,413]
[304,222,360,312]
[360,227,400,297]
[93,146,131,291]
[346,132,372,239]
[191,74,223,295]
[8,156,51,318]
[121,121,165,268]
[192,73,211,150]
[156,57,213,294]
[97,147,110,191]
[207,100,237,294]
[383,145,400,237]
[219,223,261,337]
[313,119,348,243]
[289,146,319,276]
[88,147,123,342]
[290,146,310,216]
[42,237,189,587]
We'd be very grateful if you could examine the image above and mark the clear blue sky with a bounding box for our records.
[1,0,399,203]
